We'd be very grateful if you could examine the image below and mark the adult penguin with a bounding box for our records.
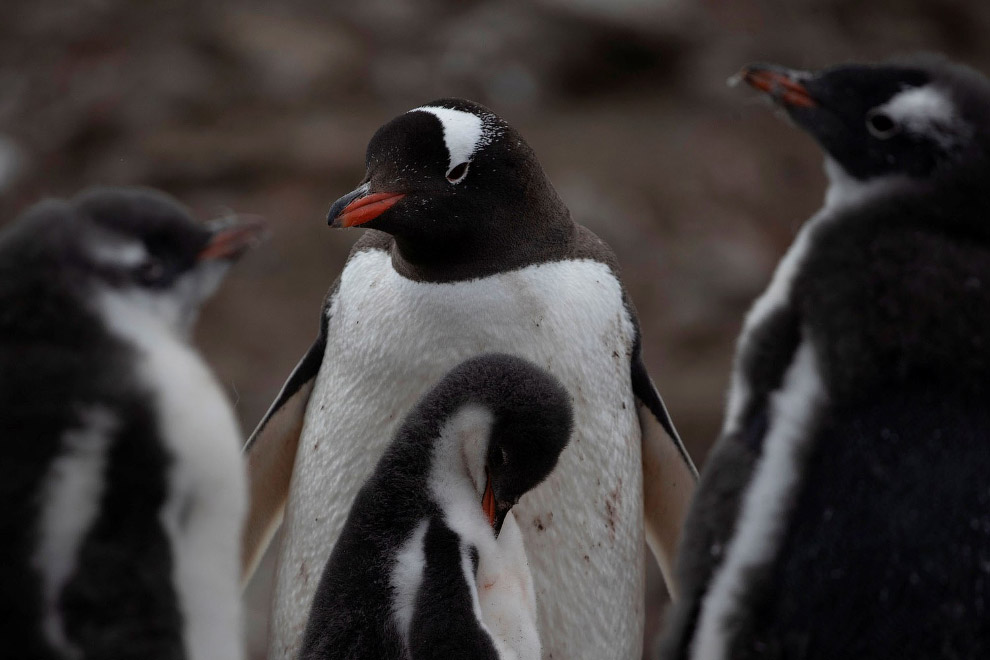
[243,99,698,659]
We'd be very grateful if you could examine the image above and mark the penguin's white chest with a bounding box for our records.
[98,294,246,660]
[272,249,645,660]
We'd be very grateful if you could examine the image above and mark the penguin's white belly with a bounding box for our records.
[272,250,644,660]
[99,294,246,660]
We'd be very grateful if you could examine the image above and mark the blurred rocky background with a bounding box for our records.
[5,0,990,656]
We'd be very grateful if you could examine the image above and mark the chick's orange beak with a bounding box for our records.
[482,475,496,528]
[740,65,816,108]
[198,218,268,261]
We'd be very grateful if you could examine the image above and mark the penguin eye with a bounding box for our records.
[446,162,469,184]
[866,110,900,139]
[136,258,166,284]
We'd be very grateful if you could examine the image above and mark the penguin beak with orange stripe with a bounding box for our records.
[733,63,836,157]
[482,468,512,538]
[737,63,816,110]
[199,217,269,262]
[327,183,407,229]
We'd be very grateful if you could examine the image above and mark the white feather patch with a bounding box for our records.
[722,214,821,437]
[692,340,825,660]
[821,157,906,211]
[476,512,541,660]
[390,519,429,651]
[430,404,494,523]
[410,106,492,174]
[87,238,149,269]
[97,291,246,660]
[34,406,117,659]
[880,85,957,143]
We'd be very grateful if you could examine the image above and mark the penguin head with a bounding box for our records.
[7,187,266,336]
[738,55,990,185]
[326,99,570,277]
[424,354,573,537]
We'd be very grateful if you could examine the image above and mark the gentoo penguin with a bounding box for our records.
[0,188,264,660]
[243,98,698,659]
[661,55,990,659]
[299,353,572,660]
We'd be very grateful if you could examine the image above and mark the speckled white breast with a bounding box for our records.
[270,249,645,660]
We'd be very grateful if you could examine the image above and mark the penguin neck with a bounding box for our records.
[822,157,911,212]
[96,286,197,341]
[388,193,575,283]
[428,403,492,510]
[823,156,990,241]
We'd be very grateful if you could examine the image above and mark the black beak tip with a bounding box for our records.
[326,203,344,227]
[326,187,365,228]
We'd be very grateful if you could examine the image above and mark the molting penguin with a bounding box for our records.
[661,56,990,659]
[243,98,698,660]
[299,353,572,660]
[0,188,265,660]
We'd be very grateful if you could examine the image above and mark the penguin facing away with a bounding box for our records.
[0,188,265,660]
[661,56,990,659]
[243,98,698,659]
[299,353,572,660]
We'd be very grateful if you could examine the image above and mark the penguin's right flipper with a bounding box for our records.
[241,287,335,583]
[631,343,698,600]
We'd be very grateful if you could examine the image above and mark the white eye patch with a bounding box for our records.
[87,236,149,269]
[410,105,497,178]
[877,85,960,146]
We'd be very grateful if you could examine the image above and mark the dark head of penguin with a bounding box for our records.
[734,55,990,182]
[326,99,570,275]
[5,187,267,334]
[423,353,574,537]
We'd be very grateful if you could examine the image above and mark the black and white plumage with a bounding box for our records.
[662,56,990,659]
[299,353,572,660]
[243,98,697,659]
[0,188,264,660]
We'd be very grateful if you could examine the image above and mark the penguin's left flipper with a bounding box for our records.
[632,347,698,600]
[241,292,333,583]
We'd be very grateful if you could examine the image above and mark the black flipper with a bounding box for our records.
[632,339,698,599]
[621,292,698,595]
[630,339,696,476]
[241,280,337,582]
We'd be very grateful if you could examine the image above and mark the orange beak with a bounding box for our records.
[335,192,406,228]
[198,218,268,261]
[740,66,816,109]
[482,474,496,528]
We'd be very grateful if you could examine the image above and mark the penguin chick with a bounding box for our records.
[299,353,573,660]
[0,187,265,660]
[662,55,990,660]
